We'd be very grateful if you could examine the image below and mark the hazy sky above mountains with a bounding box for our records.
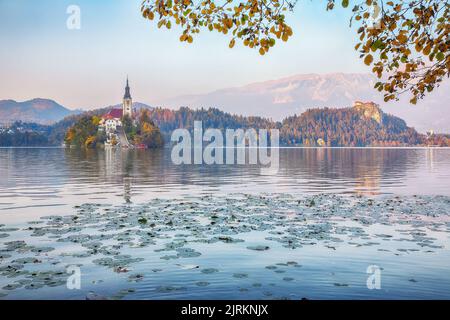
[0,0,370,109]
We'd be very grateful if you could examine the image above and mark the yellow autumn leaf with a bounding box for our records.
[364,54,373,65]
[397,34,407,44]
[423,45,431,55]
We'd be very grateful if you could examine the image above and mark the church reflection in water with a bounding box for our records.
[104,148,134,203]
[112,149,131,203]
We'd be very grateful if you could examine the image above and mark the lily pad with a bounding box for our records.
[201,268,219,274]
[195,281,210,287]
[246,245,270,251]
[233,273,248,279]
[128,273,144,282]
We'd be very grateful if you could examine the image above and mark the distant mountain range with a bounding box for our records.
[163,73,377,117]
[0,99,153,125]
[160,73,450,133]
[0,99,80,125]
[2,72,449,133]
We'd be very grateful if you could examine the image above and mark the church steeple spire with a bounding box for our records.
[124,77,131,99]
[123,77,132,118]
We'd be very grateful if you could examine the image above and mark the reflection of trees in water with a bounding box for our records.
[63,148,266,196]
[0,148,15,188]
[62,147,424,197]
[426,148,437,171]
[65,148,167,203]
[0,148,69,189]
[281,148,418,195]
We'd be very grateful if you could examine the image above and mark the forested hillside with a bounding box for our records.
[3,104,449,147]
[280,106,424,147]
[146,107,276,136]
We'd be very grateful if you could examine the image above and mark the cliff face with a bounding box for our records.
[353,101,383,124]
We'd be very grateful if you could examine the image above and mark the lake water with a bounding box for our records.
[0,147,449,299]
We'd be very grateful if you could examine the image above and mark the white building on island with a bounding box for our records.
[99,78,133,137]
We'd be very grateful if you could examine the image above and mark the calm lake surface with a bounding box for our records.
[0,147,449,300]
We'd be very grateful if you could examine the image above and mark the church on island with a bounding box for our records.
[99,78,134,145]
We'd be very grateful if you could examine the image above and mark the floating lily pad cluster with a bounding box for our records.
[0,194,449,299]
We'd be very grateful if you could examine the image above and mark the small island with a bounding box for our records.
[64,79,163,149]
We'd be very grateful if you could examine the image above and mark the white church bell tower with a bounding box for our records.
[123,77,132,118]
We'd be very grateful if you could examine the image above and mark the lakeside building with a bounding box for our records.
[99,78,133,144]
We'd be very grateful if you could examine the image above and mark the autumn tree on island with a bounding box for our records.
[123,109,164,148]
[65,115,106,148]
[141,0,449,104]
[65,110,164,148]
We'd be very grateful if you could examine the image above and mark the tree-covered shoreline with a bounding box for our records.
[2,105,449,148]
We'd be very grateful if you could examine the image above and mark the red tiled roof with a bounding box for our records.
[103,108,123,119]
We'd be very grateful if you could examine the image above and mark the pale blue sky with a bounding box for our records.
[0,0,368,109]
